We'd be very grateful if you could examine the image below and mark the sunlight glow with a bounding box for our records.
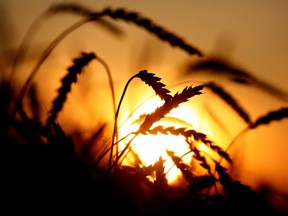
[117,96,204,185]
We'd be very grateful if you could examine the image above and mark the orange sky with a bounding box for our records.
[2,0,288,90]
[1,0,288,209]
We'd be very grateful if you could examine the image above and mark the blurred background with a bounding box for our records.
[1,0,288,211]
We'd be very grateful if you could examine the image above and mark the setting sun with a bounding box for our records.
[117,94,209,184]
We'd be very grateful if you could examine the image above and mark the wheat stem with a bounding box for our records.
[109,73,138,170]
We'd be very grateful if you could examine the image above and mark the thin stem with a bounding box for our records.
[95,56,118,156]
[95,56,116,118]
[109,74,138,170]
[94,131,135,166]
[218,126,249,166]
[110,133,138,170]
[12,17,91,119]
[9,11,47,87]
[165,150,193,175]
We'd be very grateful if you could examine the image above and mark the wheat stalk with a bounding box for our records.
[218,107,288,167]
[110,70,171,169]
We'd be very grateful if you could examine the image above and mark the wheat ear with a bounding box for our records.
[138,85,204,133]
[250,107,288,129]
[45,52,96,128]
[206,82,251,125]
[145,125,231,163]
[185,56,288,101]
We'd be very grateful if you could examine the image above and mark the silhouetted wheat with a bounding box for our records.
[222,107,288,160]
[205,81,251,125]
[143,125,231,163]
[2,2,287,215]
[218,107,288,168]
[250,107,288,129]
[138,85,204,133]
[46,52,96,128]
[192,146,214,174]
[107,71,210,178]
[183,55,288,101]
[167,150,217,193]
[135,70,172,101]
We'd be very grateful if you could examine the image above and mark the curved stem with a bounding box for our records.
[109,74,137,170]
[9,12,47,88]
[95,56,116,118]
[209,126,250,191]
[12,17,91,119]
[110,133,138,170]
[94,131,135,166]
[218,126,249,166]
[165,150,194,175]
[95,56,118,157]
